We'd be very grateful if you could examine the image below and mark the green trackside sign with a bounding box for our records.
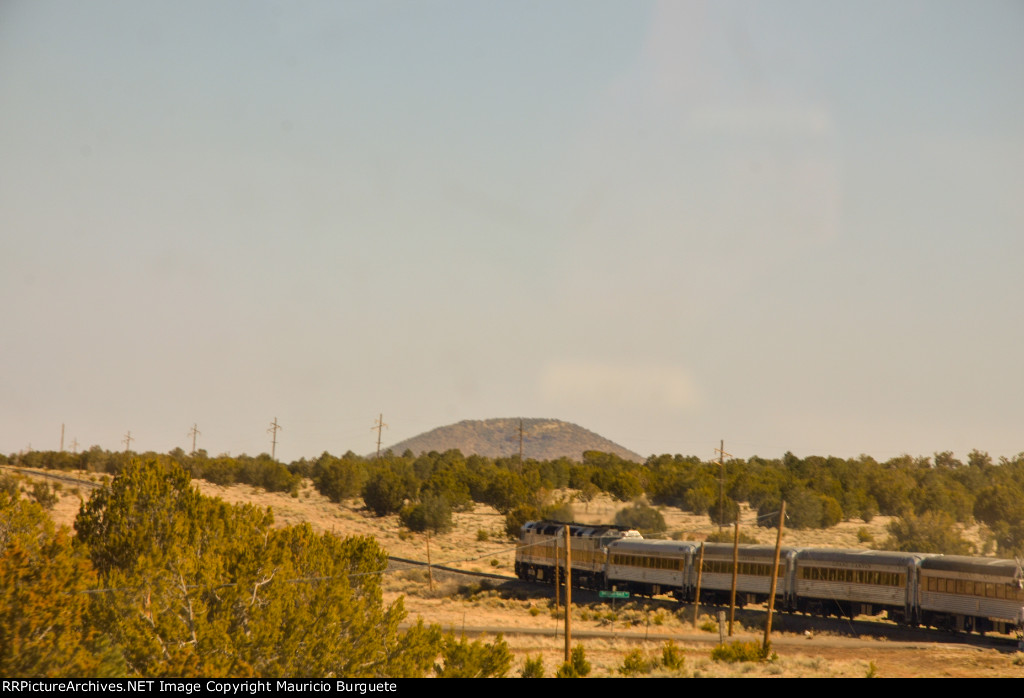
[599,590,630,599]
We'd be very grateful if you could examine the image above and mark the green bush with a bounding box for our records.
[504,504,541,540]
[711,640,771,663]
[520,654,544,678]
[30,481,59,509]
[434,634,512,678]
[556,645,591,678]
[618,649,654,677]
[883,511,973,554]
[399,494,453,534]
[662,640,685,670]
[705,529,759,544]
[708,497,740,526]
[363,469,410,517]
[311,453,365,503]
[614,503,667,533]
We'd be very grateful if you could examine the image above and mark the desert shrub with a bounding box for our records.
[883,511,973,554]
[235,455,302,493]
[705,529,760,544]
[0,473,21,497]
[363,469,411,517]
[30,481,58,509]
[311,452,365,503]
[662,640,685,670]
[520,654,544,678]
[708,496,740,526]
[758,489,844,529]
[614,502,666,533]
[857,527,874,544]
[195,456,240,486]
[542,499,575,523]
[618,648,654,677]
[504,504,541,540]
[555,645,591,678]
[434,634,512,678]
[820,494,844,527]
[399,494,453,534]
[711,640,771,663]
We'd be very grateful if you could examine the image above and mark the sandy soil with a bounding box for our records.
[12,468,1024,678]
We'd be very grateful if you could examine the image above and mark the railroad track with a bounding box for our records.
[0,465,104,491]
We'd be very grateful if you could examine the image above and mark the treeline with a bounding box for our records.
[5,446,1024,556]
[307,447,1024,555]
[0,461,512,678]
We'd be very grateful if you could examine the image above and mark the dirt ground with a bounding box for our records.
[14,468,1024,678]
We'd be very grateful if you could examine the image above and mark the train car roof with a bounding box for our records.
[920,555,1024,578]
[609,539,699,555]
[795,548,930,565]
[698,542,799,559]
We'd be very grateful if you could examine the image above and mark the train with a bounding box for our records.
[515,520,1024,644]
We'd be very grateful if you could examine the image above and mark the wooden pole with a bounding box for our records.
[693,542,705,627]
[554,535,560,613]
[564,525,572,662]
[764,501,786,652]
[729,519,740,636]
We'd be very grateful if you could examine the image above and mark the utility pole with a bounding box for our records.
[729,519,740,636]
[60,423,65,452]
[70,438,79,454]
[123,431,133,452]
[693,542,705,627]
[564,524,572,662]
[764,501,787,652]
[715,440,733,532]
[372,413,388,458]
[267,418,281,461]
[188,423,201,456]
[554,536,560,613]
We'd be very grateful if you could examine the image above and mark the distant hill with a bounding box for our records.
[383,418,643,463]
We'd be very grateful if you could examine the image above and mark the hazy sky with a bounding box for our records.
[2,1,1022,463]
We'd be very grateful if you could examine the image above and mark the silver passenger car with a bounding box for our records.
[792,549,929,623]
[918,555,1024,636]
[605,538,696,598]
